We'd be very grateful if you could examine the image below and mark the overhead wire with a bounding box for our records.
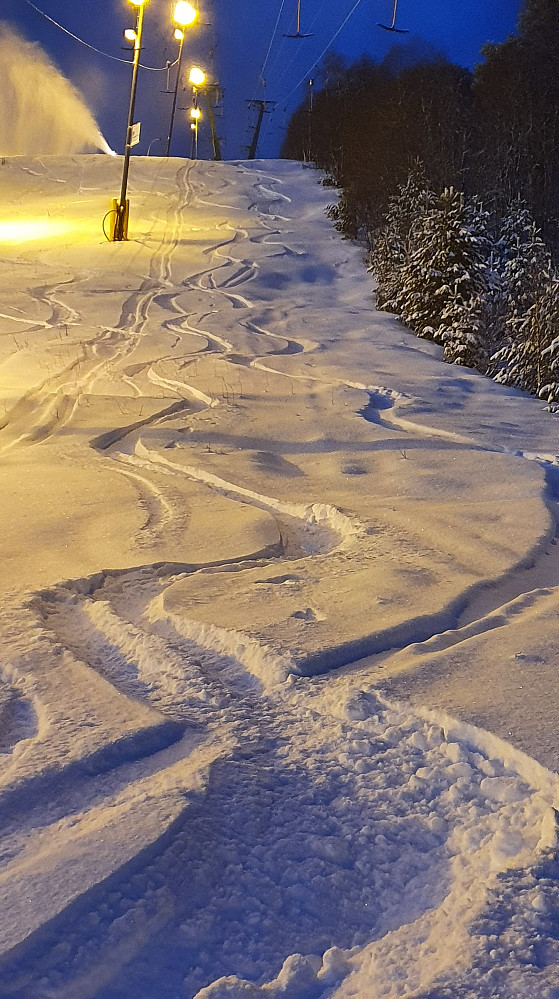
[275,0,365,105]
[246,0,291,155]
[251,0,288,99]
[256,0,329,151]
[258,0,359,153]
[24,0,177,71]
[262,0,325,100]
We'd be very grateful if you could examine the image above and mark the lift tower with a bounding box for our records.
[246,99,275,160]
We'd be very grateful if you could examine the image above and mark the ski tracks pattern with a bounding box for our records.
[2,159,559,998]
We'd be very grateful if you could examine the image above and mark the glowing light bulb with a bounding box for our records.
[189,67,205,86]
[174,2,197,26]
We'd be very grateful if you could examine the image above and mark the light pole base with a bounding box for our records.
[108,198,130,241]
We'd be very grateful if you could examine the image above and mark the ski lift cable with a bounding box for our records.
[247,0,323,140]
[296,0,330,39]
[260,34,288,91]
[24,0,177,71]
[264,37,308,103]
[277,0,364,102]
[251,0,288,100]
[275,0,365,105]
[258,0,352,147]
[263,0,326,95]
[246,0,286,146]
[257,0,333,149]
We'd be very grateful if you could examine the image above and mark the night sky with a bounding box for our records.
[3,0,523,159]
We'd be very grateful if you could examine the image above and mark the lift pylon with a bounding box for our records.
[245,99,275,160]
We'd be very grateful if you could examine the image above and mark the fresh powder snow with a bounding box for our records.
[1,155,559,998]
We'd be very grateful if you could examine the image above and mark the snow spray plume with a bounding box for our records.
[0,23,113,155]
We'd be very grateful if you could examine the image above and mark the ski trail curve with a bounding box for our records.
[3,159,559,999]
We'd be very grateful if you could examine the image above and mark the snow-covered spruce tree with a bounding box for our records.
[437,290,489,369]
[440,196,496,369]
[497,201,550,319]
[326,186,360,242]
[524,278,559,403]
[326,185,375,246]
[491,203,554,392]
[388,186,493,371]
[370,161,433,311]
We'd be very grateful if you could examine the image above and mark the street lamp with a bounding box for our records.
[188,67,205,159]
[166,1,197,156]
[109,0,148,241]
[190,106,201,158]
[189,66,205,87]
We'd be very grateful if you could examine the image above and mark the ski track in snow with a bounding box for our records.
[2,158,559,998]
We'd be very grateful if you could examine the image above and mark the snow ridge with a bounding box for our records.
[2,157,559,998]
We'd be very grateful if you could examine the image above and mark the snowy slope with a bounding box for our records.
[1,155,559,997]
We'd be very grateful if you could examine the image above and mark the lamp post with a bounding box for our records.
[190,106,201,158]
[188,66,205,159]
[166,1,197,157]
[111,0,147,241]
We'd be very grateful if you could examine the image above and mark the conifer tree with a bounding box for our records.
[528,279,559,403]
[388,187,492,370]
[370,161,433,310]
[498,202,549,318]
[439,291,490,370]
[492,204,553,389]
[441,195,495,370]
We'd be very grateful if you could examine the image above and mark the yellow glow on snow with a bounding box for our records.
[0,218,73,243]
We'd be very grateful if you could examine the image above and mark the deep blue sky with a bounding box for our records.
[4,0,523,159]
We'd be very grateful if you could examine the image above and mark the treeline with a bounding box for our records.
[282,0,559,250]
[281,0,559,400]
[369,167,559,402]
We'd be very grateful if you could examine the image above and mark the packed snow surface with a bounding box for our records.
[1,156,559,997]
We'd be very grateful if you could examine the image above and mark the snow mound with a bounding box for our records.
[193,950,350,998]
